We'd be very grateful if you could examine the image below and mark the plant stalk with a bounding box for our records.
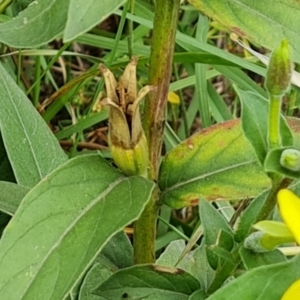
[133,0,180,264]
[268,95,282,149]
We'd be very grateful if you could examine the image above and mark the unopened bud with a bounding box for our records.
[265,39,292,98]
[280,149,300,171]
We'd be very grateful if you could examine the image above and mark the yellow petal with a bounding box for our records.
[168,92,180,104]
[282,279,300,300]
[277,189,300,244]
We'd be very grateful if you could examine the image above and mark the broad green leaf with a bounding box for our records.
[240,247,286,270]
[0,0,69,47]
[0,154,154,300]
[159,119,271,209]
[206,255,300,300]
[94,264,200,300]
[64,0,126,42]
[0,63,67,187]
[0,181,29,215]
[264,147,300,179]
[188,0,300,63]
[238,88,293,164]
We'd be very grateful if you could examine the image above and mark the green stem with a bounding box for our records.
[268,95,282,149]
[127,0,135,58]
[133,0,180,264]
[255,175,291,222]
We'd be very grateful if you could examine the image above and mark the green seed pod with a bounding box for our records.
[100,58,154,177]
[265,39,292,98]
[280,149,300,172]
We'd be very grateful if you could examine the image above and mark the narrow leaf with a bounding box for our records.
[0,154,154,300]
[0,63,67,187]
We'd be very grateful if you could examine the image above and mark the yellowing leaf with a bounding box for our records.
[277,189,300,244]
[168,92,180,104]
[282,279,300,300]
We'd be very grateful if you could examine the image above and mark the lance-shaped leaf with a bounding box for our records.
[0,63,67,188]
[159,119,271,209]
[0,154,154,300]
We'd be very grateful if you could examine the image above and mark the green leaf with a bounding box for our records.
[191,243,215,292]
[0,154,154,300]
[188,0,300,64]
[156,239,194,273]
[240,247,287,270]
[0,63,67,187]
[188,290,207,300]
[0,0,69,47]
[64,0,126,42]
[94,264,200,300]
[235,190,269,242]
[100,231,133,269]
[0,181,29,215]
[78,263,112,300]
[206,255,300,300]
[238,88,293,164]
[159,119,271,209]
[199,200,233,269]
[264,147,300,179]
[79,231,132,300]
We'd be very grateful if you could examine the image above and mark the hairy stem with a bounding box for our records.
[133,0,180,264]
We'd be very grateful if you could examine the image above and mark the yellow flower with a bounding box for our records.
[282,279,300,300]
[277,189,300,244]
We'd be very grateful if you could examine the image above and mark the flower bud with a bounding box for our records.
[100,58,154,176]
[244,231,269,253]
[280,149,300,171]
[265,39,292,98]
